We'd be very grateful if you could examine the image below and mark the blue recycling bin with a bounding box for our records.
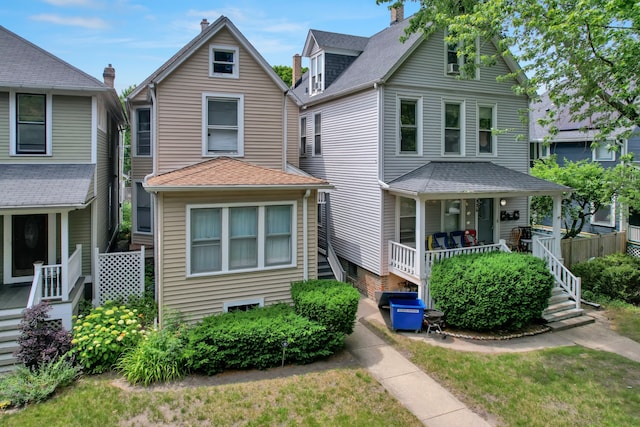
[389,297,425,332]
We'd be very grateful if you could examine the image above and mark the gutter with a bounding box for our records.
[303,189,311,280]
[142,183,333,193]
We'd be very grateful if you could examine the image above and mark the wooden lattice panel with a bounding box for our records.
[96,249,144,306]
[627,243,640,258]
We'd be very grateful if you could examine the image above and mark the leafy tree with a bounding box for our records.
[378,0,640,142]
[119,85,136,182]
[273,65,308,87]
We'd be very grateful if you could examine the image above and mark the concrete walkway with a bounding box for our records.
[345,297,640,426]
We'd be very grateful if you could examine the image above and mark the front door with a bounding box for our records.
[12,214,48,277]
[477,198,493,244]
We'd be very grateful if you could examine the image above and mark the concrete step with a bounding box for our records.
[543,307,584,323]
[546,314,595,332]
[551,287,566,296]
[548,293,571,305]
[544,300,577,315]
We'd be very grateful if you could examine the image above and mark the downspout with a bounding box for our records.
[282,91,288,171]
[149,83,157,175]
[303,189,311,280]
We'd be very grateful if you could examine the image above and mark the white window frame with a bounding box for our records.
[396,197,417,247]
[397,95,423,156]
[444,34,479,80]
[300,116,307,157]
[186,201,297,278]
[310,52,324,95]
[9,91,53,156]
[441,199,464,232]
[442,100,465,156]
[477,104,497,156]
[223,297,265,313]
[202,92,244,157]
[209,44,239,79]
[592,142,616,161]
[313,112,322,156]
[132,106,152,157]
[591,200,616,228]
[133,180,153,235]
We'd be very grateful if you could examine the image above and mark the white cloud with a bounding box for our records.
[43,0,98,6]
[30,14,110,29]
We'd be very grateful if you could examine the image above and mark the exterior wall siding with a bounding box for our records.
[286,98,299,167]
[299,89,383,275]
[157,189,316,323]
[94,127,113,253]
[154,28,287,174]
[69,207,92,277]
[0,93,8,156]
[0,216,3,283]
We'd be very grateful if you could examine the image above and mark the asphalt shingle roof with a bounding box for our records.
[307,29,369,52]
[0,25,108,90]
[0,164,95,208]
[387,162,570,196]
[145,157,331,189]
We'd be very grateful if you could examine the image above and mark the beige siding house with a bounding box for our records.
[127,17,330,323]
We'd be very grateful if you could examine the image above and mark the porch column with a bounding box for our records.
[552,194,562,260]
[415,197,425,300]
[61,210,70,301]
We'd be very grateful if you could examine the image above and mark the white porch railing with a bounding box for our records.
[628,225,640,244]
[389,241,418,282]
[532,236,581,309]
[27,244,82,308]
[424,241,510,277]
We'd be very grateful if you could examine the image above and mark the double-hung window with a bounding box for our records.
[444,102,463,155]
[135,108,151,156]
[313,113,322,156]
[399,98,421,154]
[209,45,239,78]
[134,182,152,234]
[16,93,47,154]
[203,93,244,156]
[593,143,615,161]
[310,53,324,94]
[478,105,496,155]
[591,201,615,228]
[188,203,295,276]
[300,117,307,156]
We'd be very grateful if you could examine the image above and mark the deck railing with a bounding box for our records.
[424,241,509,277]
[27,244,82,308]
[389,241,418,281]
[533,236,581,309]
[628,225,640,244]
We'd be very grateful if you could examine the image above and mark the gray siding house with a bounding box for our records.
[293,8,568,302]
[0,26,125,369]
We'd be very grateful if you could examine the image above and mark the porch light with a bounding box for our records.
[500,198,507,207]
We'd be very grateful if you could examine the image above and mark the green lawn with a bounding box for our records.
[371,321,640,427]
[0,369,421,427]
[605,303,640,343]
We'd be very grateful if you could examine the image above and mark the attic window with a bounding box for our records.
[210,45,239,78]
[310,53,324,94]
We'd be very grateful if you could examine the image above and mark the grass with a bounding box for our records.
[370,320,640,427]
[0,369,421,427]
[601,302,640,343]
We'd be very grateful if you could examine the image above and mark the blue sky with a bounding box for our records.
[2,0,420,94]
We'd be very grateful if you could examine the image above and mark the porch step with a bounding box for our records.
[546,314,595,332]
[318,254,335,280]
[543,307,585,323]
[544,300,577,315]
[0,312,23,373]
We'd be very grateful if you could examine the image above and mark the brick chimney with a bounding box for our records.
[292,54,302,88]
[103,64,115,88]
[200,18,209,32]
[390,5,404,25]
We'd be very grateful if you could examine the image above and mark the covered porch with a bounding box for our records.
[382,161,571,305]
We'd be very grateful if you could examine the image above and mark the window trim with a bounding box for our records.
[132,180,153,235]
[209,44,239,79]
[592,142,616,162]
[9,91,53,156]
[397,95,423,156]
[442,100,465,156]
[310,52,324,95]
[441,199,463,232]
[397,197,417,247]
[477,103,497,157]
[223,297,265,313]
[300,116,307,157]
[186,201,297,278]
[444,33,479,80]
[201,92,244,157]
[591,200,616,228]
[132,106,152,157]
[312,112,322,157]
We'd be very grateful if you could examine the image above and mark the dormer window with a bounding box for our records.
[310,53,324,94]
[209,45,239,79]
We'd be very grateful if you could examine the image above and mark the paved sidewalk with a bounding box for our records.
[345,297,640,426]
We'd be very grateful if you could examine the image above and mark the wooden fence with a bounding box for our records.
[560,231,627,267]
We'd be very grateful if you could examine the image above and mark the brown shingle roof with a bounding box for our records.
[145,157,331,190]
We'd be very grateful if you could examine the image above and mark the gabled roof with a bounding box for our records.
[302,29,369,56]
[0,164,95,209]
[0,25,110,92]
[144,157,332,191]
[387,161,570,197]
[128,16,289,102]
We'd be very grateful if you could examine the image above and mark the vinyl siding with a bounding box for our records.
[69,207,92,277]
[157,189,317,323]
[94,127,112,253]
[0,216,3,283]
[299,89,383,275]
[154,28,288,174]
[131,157,152,180]
[0,93,8,157]
[286,97,299,167]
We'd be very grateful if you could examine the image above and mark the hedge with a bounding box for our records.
[571,253,640,305]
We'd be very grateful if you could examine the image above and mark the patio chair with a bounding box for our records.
[507,227,522,252]
[428,232,450,250]
[464,229,478,246]
[449,230,465,248]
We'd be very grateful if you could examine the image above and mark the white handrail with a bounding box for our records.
[389,241,417,279]
[533,236,581,309]
[67,244,83,298]
[326,243,346,282]
[425,241,509,277]
[27,263,43,308]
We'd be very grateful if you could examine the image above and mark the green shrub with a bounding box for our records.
[185,304,343,375]
[291,279,360,335]
[71,302,145,373]
[117,311,190,386]
[0,355,79,408]
[430,252,554,331]
[572,253,640,305]
[117,292,157,328]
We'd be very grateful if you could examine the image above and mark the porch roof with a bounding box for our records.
[386,161,571,198]
[0,164,95,209]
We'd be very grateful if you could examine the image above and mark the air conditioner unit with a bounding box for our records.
[447,63,460,74]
